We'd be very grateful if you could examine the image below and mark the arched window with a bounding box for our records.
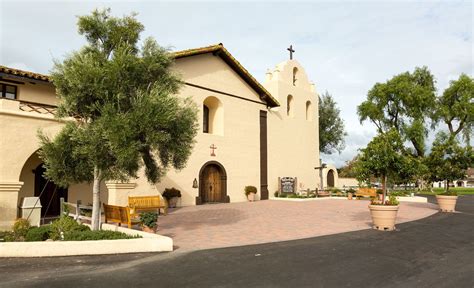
[287,95,294,117]
[292,67,298,86]
[305,101,312,121]
[203,96,224,135]
[203,105,210,133]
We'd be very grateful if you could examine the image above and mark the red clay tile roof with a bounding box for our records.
[0,65,50,82]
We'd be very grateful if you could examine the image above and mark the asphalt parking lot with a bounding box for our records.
[1,195,473,288]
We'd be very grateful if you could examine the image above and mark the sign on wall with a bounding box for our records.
[280,177,296,193]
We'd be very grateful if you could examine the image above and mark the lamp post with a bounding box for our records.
[314,161,327,191]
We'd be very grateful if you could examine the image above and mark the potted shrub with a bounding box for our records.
[140,212,158,233]
[347,188,355,200]
[368,195,400,231]
[425,133,472,213]
[355,130,409,231]
[162,188,181,208]
[245,186,257,201]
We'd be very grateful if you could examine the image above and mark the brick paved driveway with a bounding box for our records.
[158,199,438,252]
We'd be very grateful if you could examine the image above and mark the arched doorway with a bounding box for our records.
[456,181,464,187]
[197,161,229,204]
[327,170,335,187]
[34,163,68,217]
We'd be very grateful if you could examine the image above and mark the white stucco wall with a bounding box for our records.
[264,60,319,195]
[0,49,330,229]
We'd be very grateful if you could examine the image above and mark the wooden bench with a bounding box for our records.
[355,188,377,199]
[103,203,141,228]
[128,195,167,217]
[316,189,330,197]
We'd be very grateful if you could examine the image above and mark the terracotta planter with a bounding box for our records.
[142,225,157,233]
[247,192,256,202]
[347,193,353,200]
[368,204,399,231]
[168,197,179,208]
[436,195,458,212]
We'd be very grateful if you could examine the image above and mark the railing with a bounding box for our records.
[19,100,57,116]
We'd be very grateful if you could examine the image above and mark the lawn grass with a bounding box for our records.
[417,187,474,195]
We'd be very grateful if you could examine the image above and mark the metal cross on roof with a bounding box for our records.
[287,45,295,60]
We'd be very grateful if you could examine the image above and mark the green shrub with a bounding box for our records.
[140,212,158,228]
[50,216,90,240]
[390,191,411,197]
[25,225,52,242]
[162,188,181,200]
[0,231,15,242]
[347,188,356,193]
[288,194,298,198]
[278,193,287,198]
[244,186,258,196]
[386,195,400,205]
[12,218,31,240]
[440,190,458,196]
[63,230,141,241]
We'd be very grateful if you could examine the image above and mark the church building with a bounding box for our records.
[0,44,339,229]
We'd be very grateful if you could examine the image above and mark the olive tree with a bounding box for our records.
[39,9,198,230]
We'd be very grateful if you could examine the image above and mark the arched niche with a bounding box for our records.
[287,95,294,118]
[203,96,224,135]
[306,100,313,121]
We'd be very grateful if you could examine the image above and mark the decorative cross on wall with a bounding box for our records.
[287,45,295,60]
[210,144,217,157]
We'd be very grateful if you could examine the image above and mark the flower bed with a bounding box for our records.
[0,217,140,243]
[0,217,173,257]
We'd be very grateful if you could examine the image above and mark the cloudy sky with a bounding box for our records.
[1,0,472,167]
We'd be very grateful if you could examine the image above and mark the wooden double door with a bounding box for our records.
[202,164,224,203]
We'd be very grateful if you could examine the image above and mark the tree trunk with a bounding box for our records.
[445,180,449,193]
[382,174,387,203]
[91,166,102,230]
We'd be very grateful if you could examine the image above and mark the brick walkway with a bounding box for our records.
[157,199,438,252]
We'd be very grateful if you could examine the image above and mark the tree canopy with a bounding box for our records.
[357,66,436,157]
[432,74,474,145]
[337,156,359,178]
[319,91,347,154]
[354,129,408,197]
[39,8,198,229]
[424,132,473,193]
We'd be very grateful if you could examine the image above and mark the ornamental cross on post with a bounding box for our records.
[287,45,295,60]
[210,144,217,157]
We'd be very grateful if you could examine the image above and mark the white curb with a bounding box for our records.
[0,223,173,257]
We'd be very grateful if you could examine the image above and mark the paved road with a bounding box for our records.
[1,195,473,288]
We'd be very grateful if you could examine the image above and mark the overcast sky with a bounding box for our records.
[1,0,472,167]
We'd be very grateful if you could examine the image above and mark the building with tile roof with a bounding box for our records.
[0,44,335,229]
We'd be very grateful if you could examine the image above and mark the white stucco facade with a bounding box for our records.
[0,44,338,229]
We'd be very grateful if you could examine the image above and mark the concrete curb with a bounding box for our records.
[395,196,427,203]
[269,196,428,203]
[0,223,173,257]
[269,197,348,202]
